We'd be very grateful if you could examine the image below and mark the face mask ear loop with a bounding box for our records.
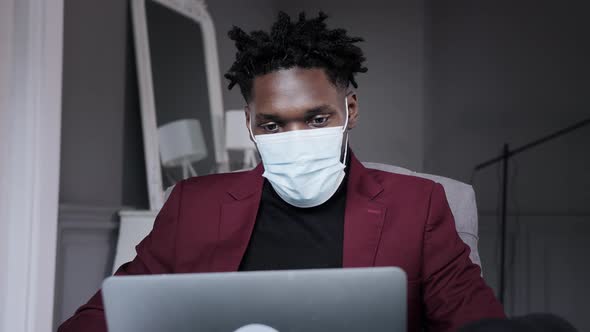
[343,96,350,133]
[247,109,257,144]
[342,96,350,166]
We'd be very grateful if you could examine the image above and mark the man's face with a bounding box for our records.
[245,67,358,136]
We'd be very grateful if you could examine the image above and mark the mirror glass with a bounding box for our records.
[145,0,217,189]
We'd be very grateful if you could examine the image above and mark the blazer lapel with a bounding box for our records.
[209,164,264,272]
[343,154,387,267]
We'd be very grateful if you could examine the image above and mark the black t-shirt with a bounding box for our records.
[239,152,350,271]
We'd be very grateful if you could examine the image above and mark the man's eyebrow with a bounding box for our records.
[304,104,338,118]
[255,104,338,122]
[255,113,283,122]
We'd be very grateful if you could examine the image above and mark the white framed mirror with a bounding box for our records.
[131,0,228,210]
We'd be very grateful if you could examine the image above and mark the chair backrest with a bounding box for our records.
[362,162,482,269]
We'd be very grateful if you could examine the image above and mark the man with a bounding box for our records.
[58,11,504,332]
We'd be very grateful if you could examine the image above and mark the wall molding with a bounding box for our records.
[58,204,123,229]
[53,204,122,330]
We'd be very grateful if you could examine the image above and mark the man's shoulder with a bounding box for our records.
[364,167,437,195]
[359,167,442,215]
[184,169,252,185]
[175,168,260,198]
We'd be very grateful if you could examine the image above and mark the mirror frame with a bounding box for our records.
[131,0,228,210]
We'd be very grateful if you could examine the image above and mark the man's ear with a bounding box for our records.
[346,93,359,130]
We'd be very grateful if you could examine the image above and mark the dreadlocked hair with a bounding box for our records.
[224,11,368,102]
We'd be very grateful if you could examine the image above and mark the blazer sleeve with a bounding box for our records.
[422,183,505,332]
[57,182,184,332]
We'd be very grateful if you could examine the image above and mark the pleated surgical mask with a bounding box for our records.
[249,97,349,208]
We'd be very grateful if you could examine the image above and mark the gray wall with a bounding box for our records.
[424,0,590,328]
[424,0,590,214]
[277,0,426,170]
[208,0,276,110]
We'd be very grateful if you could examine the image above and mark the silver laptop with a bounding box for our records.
[102,267,406,332]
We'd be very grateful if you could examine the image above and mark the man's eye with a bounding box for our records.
[310,116,329,127]
[260,123,279,133]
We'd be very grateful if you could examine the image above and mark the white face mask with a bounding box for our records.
[249,97,350,208]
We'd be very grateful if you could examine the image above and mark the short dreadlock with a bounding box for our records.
[224,11,368,102]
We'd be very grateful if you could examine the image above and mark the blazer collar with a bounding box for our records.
[226,163,264,201]
[342,153,387,267]
[347,152,384,201]
[211,164,264,272]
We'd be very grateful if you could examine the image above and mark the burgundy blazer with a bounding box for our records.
[58,153,504,332]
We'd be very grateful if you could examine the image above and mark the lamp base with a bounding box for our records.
[181,159,197,179]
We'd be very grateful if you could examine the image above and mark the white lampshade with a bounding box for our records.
[225,110,256,150]
[158,119,207,167]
